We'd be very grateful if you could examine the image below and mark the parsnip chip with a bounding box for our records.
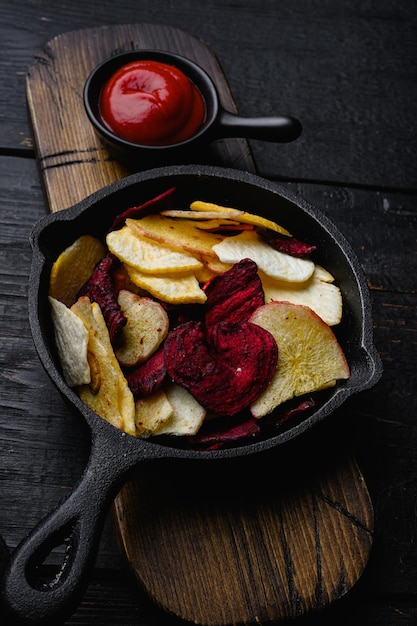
[107,225,203,274]
[213,230,315,282]
[49,235,106,307]
[126,215,223,258]
[71,297,136,436]
[135,390,174,437]
[126,266,207,304]
[49,296,90,387]
[250,302,350,418]
[152,382,206,436]
[115,290,169,367]
[190,200,291,236]
[260,266,343,326]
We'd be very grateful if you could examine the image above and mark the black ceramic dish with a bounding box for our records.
[83,50,302,166]
[1,165,381,624]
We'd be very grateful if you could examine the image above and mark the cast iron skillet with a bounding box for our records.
[1,165,382,624]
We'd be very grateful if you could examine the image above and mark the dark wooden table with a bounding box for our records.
[0,1,416,624]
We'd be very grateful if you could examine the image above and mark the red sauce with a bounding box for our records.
[99,60,206,146]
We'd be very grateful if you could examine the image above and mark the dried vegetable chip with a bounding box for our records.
[49,296,90,387]
[164,319,278,416]
[71,297,136,435]
[79,253,126,342]
[203,258,264,329]
[259,229,317,257]
[260,266,343,326]
[115,290,169,367]
[250,302,350,418]
[125,345,167,398]
[190,200,292,236]
[109,186,176,231]
[126,214,223,258]
[126,265,207,304]
[160,209,243,220]
[213,230,315,283]
[187,415,261,450]
[49,235,106,307]
[135,390,174,437]
[152,382,206,436]
[107,225,203,274]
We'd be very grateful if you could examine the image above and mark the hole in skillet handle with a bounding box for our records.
[83,50,302,168]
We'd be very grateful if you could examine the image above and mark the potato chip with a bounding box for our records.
[71,297,136,436]
[49,296,91,387]
[260,266,343,326]
[153,382,206,436]
[126,265,207,304]
[115,290,169,367]
[126,214,223,258]
[190,200,291,236]
[49,235,106,307]
[135,390,174,437]
[213,230,315,282]
[250,302,350,418]
[107,225,203,274]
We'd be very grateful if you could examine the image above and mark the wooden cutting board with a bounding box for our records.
[26,24,373,625]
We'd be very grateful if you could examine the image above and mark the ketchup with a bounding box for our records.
[99,60,206,146]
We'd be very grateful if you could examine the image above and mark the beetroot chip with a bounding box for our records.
[187,416,261,450]
[280,398,316,424]
[260,229,317,257]
[164,319,278,415]
[203,258,264,330]
[125,345,166,398]
[109,186,176,231]
[79,253,126,342]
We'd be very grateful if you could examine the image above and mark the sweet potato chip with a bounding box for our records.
[213,230,315,283]
[49,296,90,387]
[190,200,291,236]
[126,265,207,304]
[49,235,106,307]
[71,297,136,436]
[126,214,223,258]
[107,225,203,274]
[164,319,278,415]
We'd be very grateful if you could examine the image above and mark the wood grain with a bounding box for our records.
[25,23,375,626]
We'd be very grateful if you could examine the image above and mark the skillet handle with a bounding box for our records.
[216,109,302,143]
[0,426,141,625]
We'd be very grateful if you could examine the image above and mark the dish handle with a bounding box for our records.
[0,424,145,625]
